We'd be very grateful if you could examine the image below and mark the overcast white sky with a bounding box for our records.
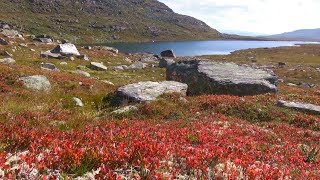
[158,0,320,35]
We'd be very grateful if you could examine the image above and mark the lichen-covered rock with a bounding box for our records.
[111,105,138,115]
[117,81,188,104]
[40,51,64,59]
[74,70,91,77]
[167,60,278,96]
[277,100,320,114]
[128,62,147,69]
[19,75,51,92]
[51,43,80,56]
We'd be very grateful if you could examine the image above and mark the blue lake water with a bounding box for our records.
[105,40,316,57]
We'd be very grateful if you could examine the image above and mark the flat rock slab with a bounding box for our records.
[167,60,278,96]
[117,81,188,104]
[277,100,320,114]
[89,62,108,71]
[19,75,51,92]
[0,58,15,64]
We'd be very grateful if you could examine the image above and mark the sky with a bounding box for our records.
[158,0,320,36]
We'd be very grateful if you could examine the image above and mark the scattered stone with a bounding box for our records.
[167,60,278,96]
[102,80,114,86]
[97,46,119,54]
[74,70,90,77]
[124,57,132,63]
[128,62,147,69]
[116,81,188,104]
[73,97,84,107]
[287,83,298,87]
[41,63,59,71]
[61,39,69,44]
[30,49,36,52]
[19,75,51,92]
[78,54,89,61]
[160,50,176,58]
[51,43,80,56]
[0,38,9,45]
[19,43,28,47]
[34,38,53,43]
[0,58,15,64]
[83,46,92,50]
[140,54,158,63]
[111,105,138,115]
[299,82,316,88]
[40,51,64,59]
[110,65,125,71]
[60,62,68,65]
[89,62,108,71]
[1,29,19,37]
[277,100,320,114]
[69,57,75,61]
[159,58,175,68]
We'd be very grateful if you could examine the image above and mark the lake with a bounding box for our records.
[105,40,316,57]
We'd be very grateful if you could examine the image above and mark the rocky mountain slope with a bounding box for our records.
[0,0,221,43]
[262,28,320,41]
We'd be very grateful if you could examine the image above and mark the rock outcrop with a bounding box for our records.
[167,60,278,96]
[116,81,188,104]
[159,58,175,68]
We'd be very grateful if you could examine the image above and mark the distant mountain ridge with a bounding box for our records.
[0,0,222,43]
[262,29,320,41]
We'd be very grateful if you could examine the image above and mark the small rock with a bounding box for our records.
[0,58,15,64]
[34,38,53,43]
[41,63,59,71]
[0,50,13,57]
[30,49,36,52]
[287,83,298,87]
[89,62,108,71]
[111,105,138,115]
[277,100,320,114]
[128,62,147,69]
[102,80,114,86]
[98,46,119,54]
[74,70,90,77]
[0,37,9,45]
[19,75,51,92]
[83,46,92,50]
[160,50,176,58]
[73,97,84,107]
[78,54,89,61]
[19,43,28,47]
[60,62,68,65]
[278,62,286,67]
[51,43,80,56]
[69,57,75,61]
[1,29,19,37]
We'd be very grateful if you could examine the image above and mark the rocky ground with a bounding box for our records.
[0,26,320,179]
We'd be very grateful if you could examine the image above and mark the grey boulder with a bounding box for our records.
[277,100,320,114]
[117,81,188,104]
[40,51,64,59]
[167,60,278,96]
[19,75,51,92]
[51,43,80,56]
[74,70,91,77]
[128,62,147,69]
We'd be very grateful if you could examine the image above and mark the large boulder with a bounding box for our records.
[19,75,51,92]
[51,43,80,56]
[277,100,320,114]
[161,50,176,58]
[167,60,278,96]
[117,81,188,104]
